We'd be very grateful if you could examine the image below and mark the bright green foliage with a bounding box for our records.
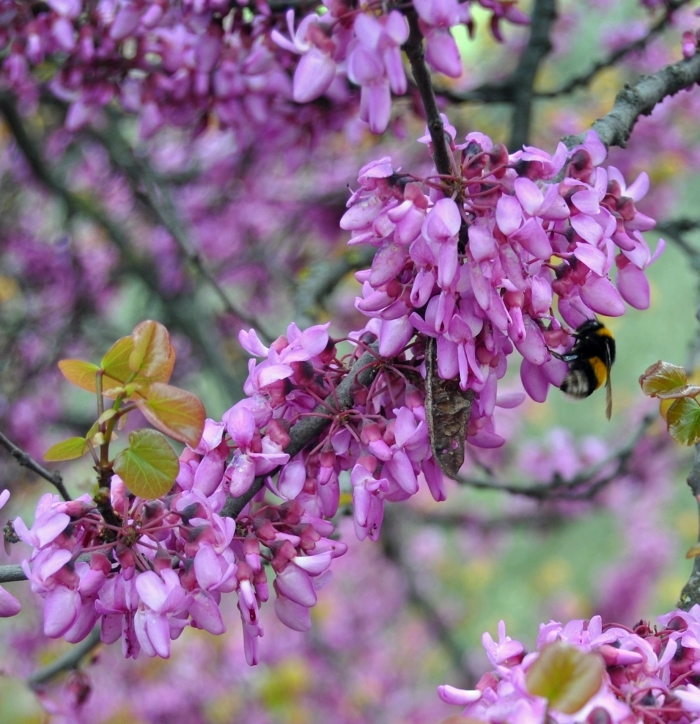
[525,642,604,715]
[44,437,88,462]
[113,429,180,500]
[45,320,205,493]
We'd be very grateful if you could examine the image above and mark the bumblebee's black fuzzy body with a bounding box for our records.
[559,320,616,418]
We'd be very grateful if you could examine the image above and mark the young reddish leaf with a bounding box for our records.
[525,642,604,714]
[639,361,688,397]
[667,397,700,445]
[128,320,176,384]
[44,437,88,462]
[655,385,700,400]
[134,383,205,447]
[112,429,179,500]
[57,360,100,392]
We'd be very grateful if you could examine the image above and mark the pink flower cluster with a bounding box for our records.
[343,122,663,440]
[5,121,664,663]
[0,0,527,138]
[12,448,345,664]
[440,610,700,723]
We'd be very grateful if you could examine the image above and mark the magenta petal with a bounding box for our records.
[511,218,551,260]
[573,243,607,276]
[145,611,171,658]
[386,450,418,494]
[496,195,522,236]
[423,198,461,242]
[469,223,498,261]
[617,263,650,310]
[365,81,391,134]
[513,315,548,364]
[571,189,599,215]
[275,595,312,632]
[514,178,543,215]
[190,593,226,635]
[378,315,414,357]
[135,572,168,611]
[278,460,307,500]
[293,48,336,103]
[194,546,221,591]
[520,359,549,402]
[227,455,256,496]
[276,565,317,607]
[467,428,505,448]
[580,275,626,316]
[44,586,80,637]
[37,512,71,548]
[438,685,482,706]
[370,243,406,287]
[422,457,446,502]
[571,214,604,245]
[292,553,332,576]
[425,28,462,77]
[0,586,21,617]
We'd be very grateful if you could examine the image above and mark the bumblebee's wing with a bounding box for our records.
[604,342,613,420]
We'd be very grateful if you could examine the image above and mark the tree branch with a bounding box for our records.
[0,563,27,583]
[678,445,700,610]
[0,93,240,396]
[381,507,473,684]
[457,414,654,501]
[220,343,381,518]
[508,0,557,149]
[536,0,691,99]
[27,626,101,689]
[563,51,700,150]
[88,116,274,344]
[0,430,71,501]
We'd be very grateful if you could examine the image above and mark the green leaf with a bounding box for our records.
[57,360,100,392]
[525,642,604,714]
[44,437,88,462]
[100,335,135,396]
[667,397,700,445]
[128,320,176,384]
[134,382,206,447]
[639,361,688,397]
[113,429,179,500]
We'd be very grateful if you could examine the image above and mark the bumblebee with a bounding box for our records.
[556,319,616,420]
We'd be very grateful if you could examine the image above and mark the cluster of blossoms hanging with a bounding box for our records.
[440,610,700,723]
[3,116,663,664]
[344,121,663,443]
[0,0,527,138]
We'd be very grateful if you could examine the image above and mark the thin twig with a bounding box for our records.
[508,0,557,149]
[90,117,274,344]
[381,507,473,685]
[220,342,381,518]
[457,414,654,501]
[294,247,375,325]
[437,0,690,106]
[0,93,239,395]
[27,627,102,689]
[0,430,71,501]
[536,0,691,99]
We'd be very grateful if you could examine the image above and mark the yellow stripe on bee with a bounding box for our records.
[589,356,608,389]
[595,326,614,339]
